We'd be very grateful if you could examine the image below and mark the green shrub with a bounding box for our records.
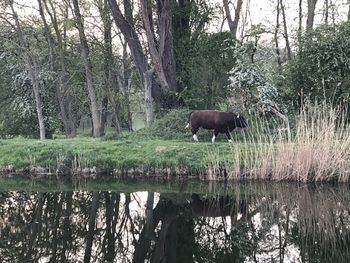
[150,109,190,139]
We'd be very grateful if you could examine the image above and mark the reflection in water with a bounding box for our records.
[0,182,350,262]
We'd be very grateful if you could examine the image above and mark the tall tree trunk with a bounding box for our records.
[49,193,64,262]
[108,0,154,126]
[306,0,318,32]
[24,193,46,259]
[97,0,122,134]
[223,0,243,39]
[330,0,336,26]
[140,0,176,93]
[223,0,234,35]
[103,192,116,262]
[9,0,46,139]
[144,71,154,127]
[119,4,133,131]
[117,41,133,131]
[156,0,177,93]
[348,0,350,21]
[84,192,100,263]
[123,48,133,132]
[39,0,76,137]
[240,0,250,40]
[232,0,243,39]
[140,0,178,109]
[60,192,73,262]
[100,96,109,135]
[98,0,110,134]
[274,0,282,73]
[144,192,155,244]
[72,0,102,137]
[31,63,46,139]
[324,0,329,25]
[298,0,303,49]
[280,0,292,61]
[251,34,259,64]
[49,0,76,136]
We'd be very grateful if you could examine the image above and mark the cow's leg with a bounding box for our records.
[225,130,233,143]
[212,130,219,143]
[192,127,199,142]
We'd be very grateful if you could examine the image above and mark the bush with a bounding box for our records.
[107,109,191,141]
[287,23,350,107]
[150,109,190,139]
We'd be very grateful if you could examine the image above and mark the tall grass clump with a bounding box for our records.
[207,102,350,182]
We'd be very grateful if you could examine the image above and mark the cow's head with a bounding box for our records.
[232,113,248,129]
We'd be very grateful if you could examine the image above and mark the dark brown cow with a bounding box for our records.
[185,110,248,142]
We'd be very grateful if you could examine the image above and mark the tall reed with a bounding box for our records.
[206,103,350,182]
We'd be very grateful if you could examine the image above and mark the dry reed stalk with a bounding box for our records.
[227,145,241,179]
[218,102,350,182]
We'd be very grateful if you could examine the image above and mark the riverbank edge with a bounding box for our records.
[0,164,235,181]
[2,137,349,182]
[0,138,236,180]
[0,164,199,178]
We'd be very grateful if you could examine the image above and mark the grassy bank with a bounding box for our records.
[1,104,350,182]
[0,137,238,176]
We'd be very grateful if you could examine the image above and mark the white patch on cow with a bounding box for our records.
[193,134,199,142]
[185,123,190,129]
[228,139,233,143]
[211,135,216,143]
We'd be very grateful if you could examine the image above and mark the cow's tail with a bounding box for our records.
[185,111,194,129]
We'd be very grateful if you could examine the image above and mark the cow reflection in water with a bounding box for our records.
[190,193,247,217]
[134,193,251,263]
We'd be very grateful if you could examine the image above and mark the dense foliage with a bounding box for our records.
[288,22,350,107]
[0,1,350,138]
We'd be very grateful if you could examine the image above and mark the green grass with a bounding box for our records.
[0,137,241,175]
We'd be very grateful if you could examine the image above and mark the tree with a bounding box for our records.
[174,0,226,109]
[38,0,77,137]
[182,32,239,109]
[72,0,102,137]
[324,0,329,25]
[108,0,154,126]
[95,0,122,133]
[306,0,318,32]
[223,0,243,39]
[298,0,303,47]
[140,0,177,97]
[274,0,282,73]
[288,23,350,107]
[280,0,292,61]
[6,0,46,139]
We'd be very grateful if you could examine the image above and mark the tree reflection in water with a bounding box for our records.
[0,182,350,262]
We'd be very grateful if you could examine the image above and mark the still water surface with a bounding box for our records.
[0,176,350,262]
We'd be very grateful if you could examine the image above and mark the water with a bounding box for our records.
[0,176,350,262]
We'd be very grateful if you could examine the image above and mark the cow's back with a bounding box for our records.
[190,110,223,129]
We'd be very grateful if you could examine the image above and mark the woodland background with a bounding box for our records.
[0,0,350,139]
